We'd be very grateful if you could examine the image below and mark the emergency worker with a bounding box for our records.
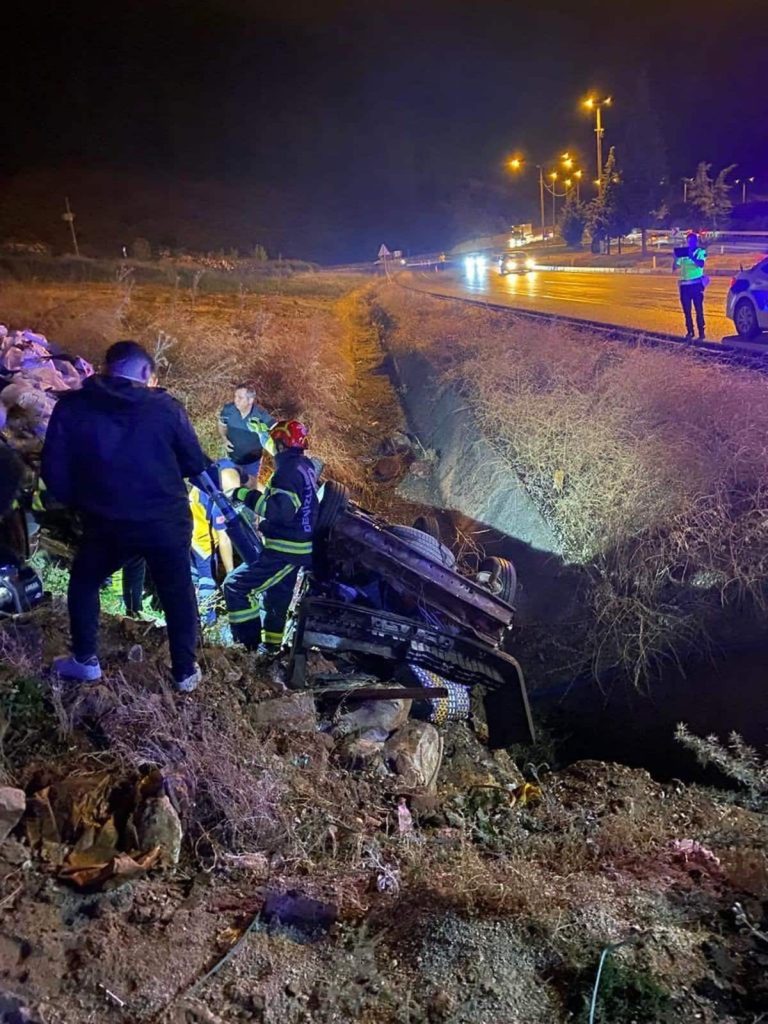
[674,231,708,341]
[188,462,238,623]
[223,420,318,654]
[218,385,276,487]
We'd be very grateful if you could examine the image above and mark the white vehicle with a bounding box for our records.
[498,250,536,275]
[726,256,768,338]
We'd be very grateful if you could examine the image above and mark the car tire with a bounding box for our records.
[412,514,441,540]
[734,298,761,340]
[477,556,517,606]
[315,480,350,533]
[389,524,457,568]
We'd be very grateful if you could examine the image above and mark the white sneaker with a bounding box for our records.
[174,663,202,693]
[52,655,102,682]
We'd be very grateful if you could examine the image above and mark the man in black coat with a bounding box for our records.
[42,340,209,691]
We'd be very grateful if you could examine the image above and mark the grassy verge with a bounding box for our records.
[0,275,372,487]
[374,284,768,681]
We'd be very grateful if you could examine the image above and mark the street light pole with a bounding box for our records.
[538,167,545,240]
[735,177,755,204]
[584,96,612,193]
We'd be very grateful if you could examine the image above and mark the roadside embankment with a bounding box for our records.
[372,282,768,689]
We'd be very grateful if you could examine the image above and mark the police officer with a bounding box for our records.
[674,231,708,341]
[223,420,318,655]
[217,384,275,487]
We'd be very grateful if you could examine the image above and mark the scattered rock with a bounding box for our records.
[134,794,183,865]
[0,992,40,1024]
[0,788,25,844]
[221,852,270,876]
[262,889,338,941]
[373,452,414,483]
[249,692,317,733]
[385,721,443,791]
[380,431,414,456]
[335,734,386,770]
[305,650,339,680]
[332,694,412,741]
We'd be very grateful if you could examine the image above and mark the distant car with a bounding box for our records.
[726,257,768,339]
[498,250,536,275]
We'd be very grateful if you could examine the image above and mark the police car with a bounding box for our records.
[726,256,768,338]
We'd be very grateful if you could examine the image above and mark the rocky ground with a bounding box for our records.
[0,608,767,1024]
[1,277,767,1023]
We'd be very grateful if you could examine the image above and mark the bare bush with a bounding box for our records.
[376,286,768,679]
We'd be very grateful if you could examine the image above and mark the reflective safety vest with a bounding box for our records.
[677,247,707,284]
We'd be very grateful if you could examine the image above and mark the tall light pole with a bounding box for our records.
[550,172,558,231]
[583,96,612,192]
[735,177,755,204]
[508,157,546,240]
[509,155,571,240]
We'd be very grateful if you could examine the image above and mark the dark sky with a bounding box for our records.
[2,0,766,260]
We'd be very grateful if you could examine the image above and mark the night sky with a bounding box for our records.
[2,0,766,261]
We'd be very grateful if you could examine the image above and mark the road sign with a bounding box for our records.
[378,244,391,259]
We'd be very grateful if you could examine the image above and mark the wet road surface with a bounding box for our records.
[410,267,733,341]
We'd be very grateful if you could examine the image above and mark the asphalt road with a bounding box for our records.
[411,266,733,341]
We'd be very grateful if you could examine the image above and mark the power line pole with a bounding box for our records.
[62,197,80,257]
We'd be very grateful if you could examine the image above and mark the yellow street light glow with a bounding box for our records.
[574,169,583,179]
[509,158,522,170]
[565,179,572,187]
[550,171,558,181]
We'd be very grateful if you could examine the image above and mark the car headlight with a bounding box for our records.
[525,258,536,269]
[506,260,518,270]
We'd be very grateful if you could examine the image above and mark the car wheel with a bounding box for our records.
[476,556,517,606]
[734,298,761,339]
[315,480,350,533]
[412,514,441,540]
[389,524,457,568]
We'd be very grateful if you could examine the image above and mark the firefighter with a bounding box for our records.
[223,419,318,654]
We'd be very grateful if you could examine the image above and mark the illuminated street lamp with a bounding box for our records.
[583,95,612,190]
[734,176,755,204]
[508,153,572,239]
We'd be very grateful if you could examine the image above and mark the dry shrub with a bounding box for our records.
[376,286,768,679]
[0,278,371,492]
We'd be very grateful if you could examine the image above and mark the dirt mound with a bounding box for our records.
[0,610,766,1022]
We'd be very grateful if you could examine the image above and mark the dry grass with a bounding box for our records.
[376,286,768,680]
[0,276,370,490]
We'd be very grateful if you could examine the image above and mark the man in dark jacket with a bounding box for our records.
[41,340,209,690]
[223,419,318,654]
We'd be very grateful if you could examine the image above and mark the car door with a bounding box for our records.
[752,259,768,326]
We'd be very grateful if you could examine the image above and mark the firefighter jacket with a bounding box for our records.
[252,448,318,564]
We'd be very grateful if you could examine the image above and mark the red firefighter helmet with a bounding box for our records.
[270,419,310,450]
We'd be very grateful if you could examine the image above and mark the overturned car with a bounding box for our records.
[283,483,535,748]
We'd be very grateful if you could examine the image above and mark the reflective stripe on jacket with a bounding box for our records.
[257,449,318,562]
